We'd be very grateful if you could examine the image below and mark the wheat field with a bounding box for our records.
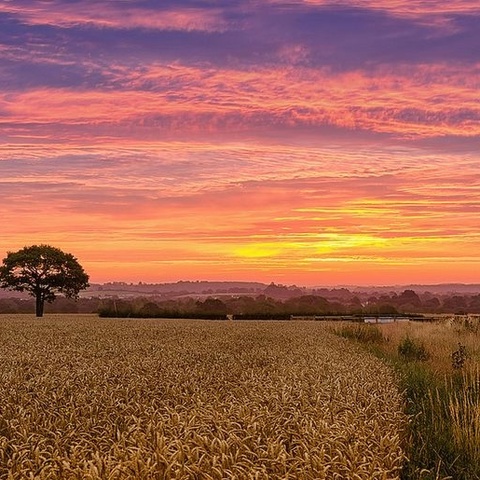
[0,315,406,479]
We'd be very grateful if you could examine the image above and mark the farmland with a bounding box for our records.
[0,315,406,479]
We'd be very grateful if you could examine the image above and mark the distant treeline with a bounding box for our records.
[2,289,480,317]
[97,298,293,320]
[94,290,480,318]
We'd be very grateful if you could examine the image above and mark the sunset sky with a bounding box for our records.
[1,0,479,286]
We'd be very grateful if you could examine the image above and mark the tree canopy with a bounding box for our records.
[0,245,89,317]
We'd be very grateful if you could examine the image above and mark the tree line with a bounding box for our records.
[1,290,479,317]
[91,291,480,318]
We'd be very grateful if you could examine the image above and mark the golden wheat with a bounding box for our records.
[0,315,406,479]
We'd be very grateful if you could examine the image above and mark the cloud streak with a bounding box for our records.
[0,2,229,32]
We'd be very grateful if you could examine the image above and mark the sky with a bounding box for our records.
[1,0,479,286]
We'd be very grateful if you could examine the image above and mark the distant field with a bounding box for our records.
[0,315,406,479]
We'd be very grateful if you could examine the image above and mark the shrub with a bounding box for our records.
[398,336,430,362]
[451,343,468,370]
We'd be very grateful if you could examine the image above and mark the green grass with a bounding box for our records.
[333,320,480,480]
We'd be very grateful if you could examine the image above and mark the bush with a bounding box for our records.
[451,343,468,370]
[398,336,430,362]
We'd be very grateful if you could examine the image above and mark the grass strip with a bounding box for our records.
[333,322,480,480]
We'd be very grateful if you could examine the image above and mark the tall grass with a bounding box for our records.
[398,367,480,480]
[334,316,480,479]
[449,368,480,471]
[335,323,384,344]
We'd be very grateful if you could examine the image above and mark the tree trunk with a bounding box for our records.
[36,294,44,317]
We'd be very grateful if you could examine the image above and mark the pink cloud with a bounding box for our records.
[2,62,479,141]
[269,0,480,18]
[0,3,228,32]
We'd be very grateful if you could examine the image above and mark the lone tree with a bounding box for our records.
[0,245,89,317]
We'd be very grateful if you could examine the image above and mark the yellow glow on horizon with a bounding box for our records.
[234,243,284,258]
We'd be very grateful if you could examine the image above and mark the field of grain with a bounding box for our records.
[0,315,406,479]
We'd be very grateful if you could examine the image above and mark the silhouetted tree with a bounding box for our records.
[195,298,228,316]
[138,301,162,317]
[0,245,89,317]
[442,295,467,314]
[468,295,480,313]
[422,296,441,312]
[377,303,398,315]
[284,295,331,315]
[397,289,422,311]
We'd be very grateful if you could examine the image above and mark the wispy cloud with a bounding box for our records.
[1,63,479,141]
[0,2,229,32]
